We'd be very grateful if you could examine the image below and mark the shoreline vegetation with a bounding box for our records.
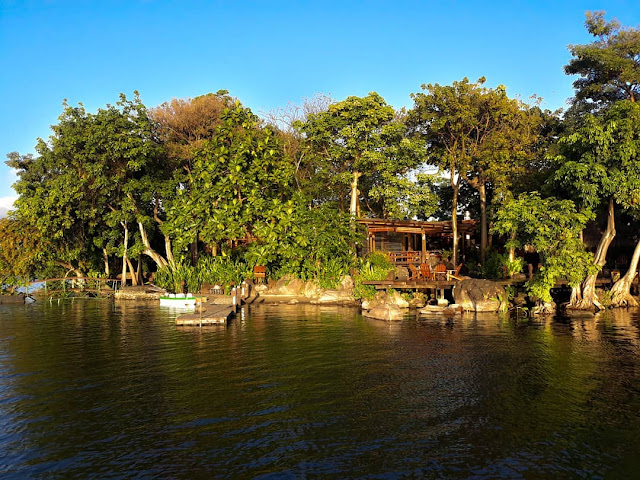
[2,11,640,316]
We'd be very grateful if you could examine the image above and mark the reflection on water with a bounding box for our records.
[1,300,640,478]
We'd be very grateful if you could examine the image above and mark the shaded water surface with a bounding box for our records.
[1,300,640,478]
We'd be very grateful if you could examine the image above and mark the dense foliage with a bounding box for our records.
[3,10,640,311]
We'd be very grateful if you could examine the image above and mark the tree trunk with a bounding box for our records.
[165,235,176,269]
[153,198,176,269]
[610,239,640,307]
[350,171,362,217]
[138,221,168,269]
[126,256,138,287]
[508,231,516,263]
[121,222,129,287]
[103,248,110,277]
[479,182,487,264]
[136,254,143,285]
[569,197,616,310]
[190,240,198,267]
[55,261,84,279]
[451,171,460,266]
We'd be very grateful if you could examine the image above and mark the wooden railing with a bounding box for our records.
[387,251,422,265]
[386,251,443,266]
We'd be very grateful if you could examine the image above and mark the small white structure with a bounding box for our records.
[159,293,197,308]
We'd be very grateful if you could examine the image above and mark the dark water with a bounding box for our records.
[2,301,640,479]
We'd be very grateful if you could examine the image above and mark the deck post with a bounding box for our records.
[421,232,427,264]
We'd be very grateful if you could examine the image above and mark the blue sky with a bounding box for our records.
[1,0,639,207]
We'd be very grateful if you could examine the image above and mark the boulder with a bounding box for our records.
[395,267,410,282]
[420,305,446,315]
[302,281,323,298]
[268,275,306,296]
[317,289,354,303]
[339,275,355,295]
[363,304,406,321]
[532,301,556,316]
[362,291,409,310]
[453,279,507,313]
[408,296,427,309]
[388,290,409,308]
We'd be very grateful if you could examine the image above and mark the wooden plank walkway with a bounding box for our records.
[176,303,236,326]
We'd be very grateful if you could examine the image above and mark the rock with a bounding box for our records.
[0,294,25,304]
[420,305,446,315]
[388,290,409,308]
[268,275,306,296]
[395,267,409,281]
[532,301,556,315]
[437,297,449,306]
[361,298,376,310]
[302,281,323,298]
[363,304,406,321]
[339,275,355,295]
[288,298,299,305]
[408,296,426,308]
[317,289,352,303]
[453,279,507,313]
[443,304,464,316]
[253,284,268,293]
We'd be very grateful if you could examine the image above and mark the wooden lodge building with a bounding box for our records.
[357,218,477,266]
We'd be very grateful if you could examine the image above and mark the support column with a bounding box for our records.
[421,231,427,264]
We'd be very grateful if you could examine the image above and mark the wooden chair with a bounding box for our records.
[420,263,432,281]
[434,263,447,281]
[253,265,266,283]
[408,264,421,281]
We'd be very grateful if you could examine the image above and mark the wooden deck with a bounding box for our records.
[176,303,237,326]
[362,280,457,290]
[363,277,614,291]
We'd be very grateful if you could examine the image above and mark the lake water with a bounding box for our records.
[1,300,640,478]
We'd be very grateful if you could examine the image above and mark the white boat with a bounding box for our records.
[159,293,197,308]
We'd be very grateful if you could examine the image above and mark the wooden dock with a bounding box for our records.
[176,303,237,326]
[362,277,614,291]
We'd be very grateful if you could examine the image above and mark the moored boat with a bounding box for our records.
[159,293,198,308]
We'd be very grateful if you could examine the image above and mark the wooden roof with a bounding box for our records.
[357,218,476,236]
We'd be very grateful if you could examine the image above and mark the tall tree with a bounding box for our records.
[493,193,596,314]
[554,101,640,309]
[408,77,540,264]
[565,11,640,112]
[0,217,45,289]
[295,92,419,218]
[559,11,640,309]
[150,91,234,264]
[6,93,166,279]
[162,102,295,256]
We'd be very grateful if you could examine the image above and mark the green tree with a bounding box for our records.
[408,77,541,264]
[0,217,45,290]
[150,91,234,265]
[162,101,295,257]
[6,93,166,281]
[554,100,640,309]
[295,92,419,218]
[565,11,640,112]
[493,192,596,313]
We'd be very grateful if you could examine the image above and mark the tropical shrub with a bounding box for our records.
[353,252,394,300]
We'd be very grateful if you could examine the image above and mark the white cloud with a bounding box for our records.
[0,195,18,218]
